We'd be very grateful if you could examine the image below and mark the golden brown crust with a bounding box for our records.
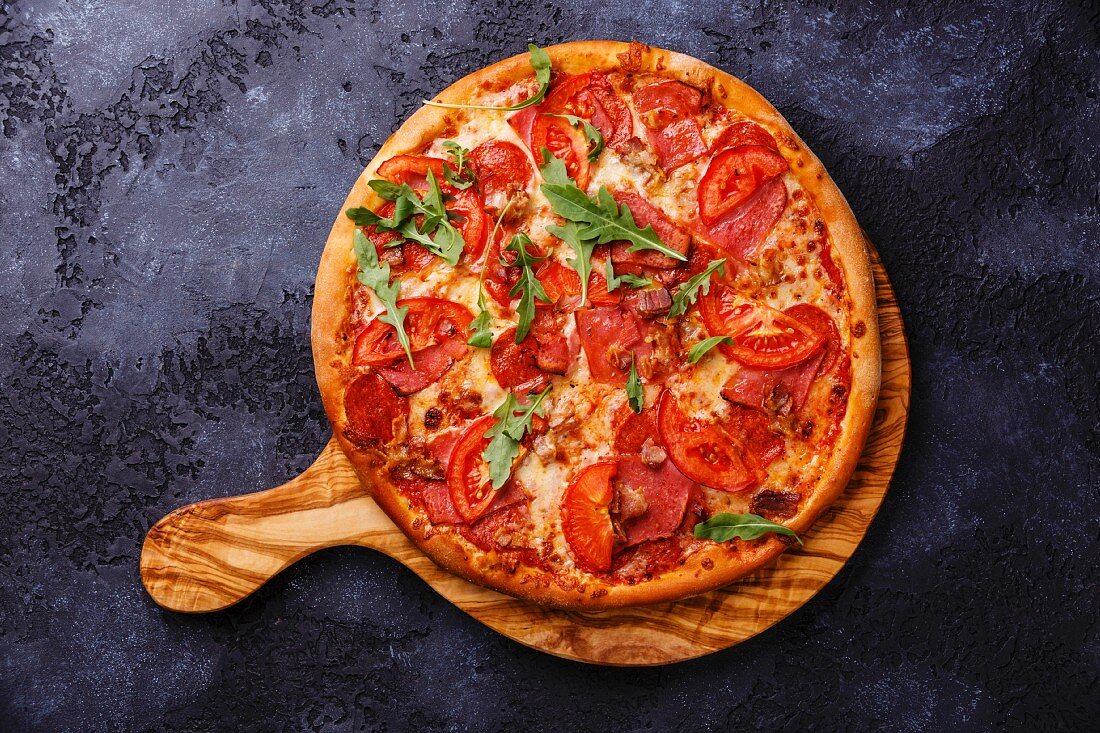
[311,40,881,609]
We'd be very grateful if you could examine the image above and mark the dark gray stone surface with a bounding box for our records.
[1,1,1097,730]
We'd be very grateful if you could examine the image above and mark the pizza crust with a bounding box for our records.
[312,40,881,609]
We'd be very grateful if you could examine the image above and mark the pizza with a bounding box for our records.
[312,41,880,608]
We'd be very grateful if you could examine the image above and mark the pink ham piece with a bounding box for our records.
[615,456,694,547]
[698,177,787,261]
[377,338,467,396]
[721,348,826,414]
[417,475,527,526]
[609,191,692,269]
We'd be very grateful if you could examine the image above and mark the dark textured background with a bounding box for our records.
[1,1,1097,730]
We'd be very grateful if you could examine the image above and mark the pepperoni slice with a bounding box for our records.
[726,404,785,470]
[545,72,633,150]
[377,154,447,191]
[530,308,577,375]
[490,326,551,392]
[700,286,825,369]
[615,456,694,547]
[699,177,788,261]
[613,408,659,454]
[710,121,779,154]
[468,140,533,201]
[561,461,617,572]
[446,415,500,522]
[574,306,644,384]
[609,190,692,269]
[343,372,408,448]
[698,145,788,225]
[657,389,757,492]
[633,80,708,171]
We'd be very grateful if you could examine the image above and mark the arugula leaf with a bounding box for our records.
[351,230,413,367]
[546,221,594,307]
[693,513,803,545]
[539,147,574,186]
[604,258,653,291]
[504,232,550,342]
[424,44,552,112]
[687,336,734,364]
[351,170,466,266]
[550,114,604,161]
[668,258,726,318]
[538,154,686,261]
[482,387,552,489]
[467,287,494,348]
[442,140,475,190]
[626,356,644,413]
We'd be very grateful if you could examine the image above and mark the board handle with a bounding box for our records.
[140,438,377,613]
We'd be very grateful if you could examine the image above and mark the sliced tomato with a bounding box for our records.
[700,286,825,369]
[468,140,534,201]
[587,268,621,306]
[609,190,691,269]
[561,461,617,573]
[446,415,499,522]
[530,113,590,189]
[377,154,448,191]
[698,145,788,225]
[710,121,779,154]
[657,389,757,492]
[490,326,551,392]
[448,187,488,262]
[536,260,581,305]
[784,303,842,376]
[352,297,473,366]
[574,306,644,384]
[545,72,633,150]
[343,373,408,447]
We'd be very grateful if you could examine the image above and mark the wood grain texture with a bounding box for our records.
[141,248,909,666]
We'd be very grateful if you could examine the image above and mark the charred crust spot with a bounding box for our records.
[813,219,826,236]
[701,558,715,570]
[799,421,814,439]
[830,384,848,403]
[853,320,867,338]
[750,490,802,520]
[590,587,609,599]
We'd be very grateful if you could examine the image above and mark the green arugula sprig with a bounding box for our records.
[441,141,475,190]
[546,221,594,307]
[693,513,803,545]
[687,336,733,364]
[352,230,414,367]
[604,258,653,291]
[668,258,726,318]
[467,199,517,349]
[424,44,552,112]
[538,150,686,262]
[549,113,604,161]
[482,387,552,489]
[346,171,466,266]
[505,232,550,342]
[626,356,644,413]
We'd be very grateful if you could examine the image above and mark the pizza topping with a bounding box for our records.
[545,72,633,151]
[350,230,414,365]
[561,461,617,572]
[609,191,692,269]
[657,389,757,492]
[447,415,503,522]
[710,121,779,154]
[700,177,788,262]
[612,456,694,547]
[574,306,649,385]
[353,297,473,366]
[539,152,687,262]
[749,490,801,520]
[668,258,726,318]
[343,372,408,448]
[503,232,551,342]
[698,145,788,226]
[622,287,672,318]
[468,139,533,206]
[490,326,551,392]
[441,141,476,190]
[626,356,644,412]
[721,350,825,414]
[701,286,825,369]
[531,114,592,189]
[481,388,552,490]
[633,80,708,171]
[549,113,605,162]
[784,303,843,376]
[693,512,801,544]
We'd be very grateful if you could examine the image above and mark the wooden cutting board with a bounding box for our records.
[140,246,909,666]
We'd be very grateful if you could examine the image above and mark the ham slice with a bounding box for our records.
[609,191,692,269]
[614,456,694,547]
[721,348,826,414]
[412,475,527,526]
[377,343,457,395]
[699,177,787,261]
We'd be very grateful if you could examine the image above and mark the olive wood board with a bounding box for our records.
[140,246,909,666]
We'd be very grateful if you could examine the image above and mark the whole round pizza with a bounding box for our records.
[313,41,880,608]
